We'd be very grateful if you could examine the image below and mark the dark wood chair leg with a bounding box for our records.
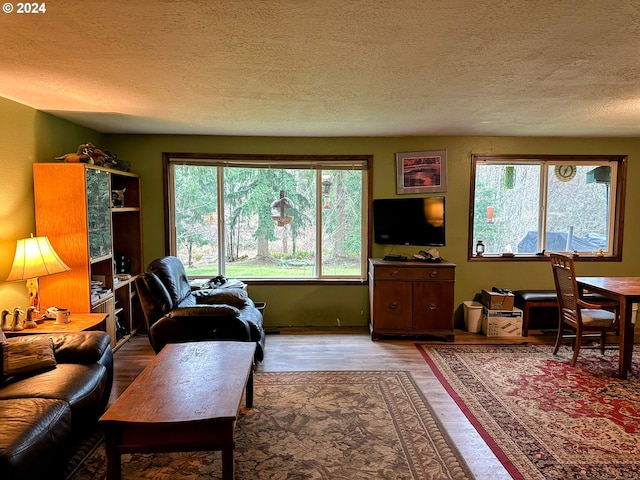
[570,328,582,367]
[553,321,564,355]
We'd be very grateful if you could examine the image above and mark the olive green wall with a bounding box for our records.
[1,95,637,328]
[0,97,103,310]
[104,134,640,329]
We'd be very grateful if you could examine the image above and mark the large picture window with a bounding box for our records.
[164,154,371,279]
[469,154,627,260]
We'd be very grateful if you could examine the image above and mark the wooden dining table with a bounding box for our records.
[576,276,640,379]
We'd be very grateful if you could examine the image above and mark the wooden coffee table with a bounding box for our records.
[99,341,256,480]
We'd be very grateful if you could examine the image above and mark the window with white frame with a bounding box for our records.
[469,154,627,259]
[164,154,371,279]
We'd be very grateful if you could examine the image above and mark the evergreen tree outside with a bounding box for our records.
[172,161,364,278]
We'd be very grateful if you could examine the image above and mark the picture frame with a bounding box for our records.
[395,150,447,194]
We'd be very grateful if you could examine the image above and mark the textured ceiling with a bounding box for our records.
[1,0,640,136]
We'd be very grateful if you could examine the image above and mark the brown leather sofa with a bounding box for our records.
[0,331,113,480]
[135,256,265,361]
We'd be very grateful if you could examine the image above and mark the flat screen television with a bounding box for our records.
[373,197,445,246]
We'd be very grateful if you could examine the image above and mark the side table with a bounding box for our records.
[3,313,107,337]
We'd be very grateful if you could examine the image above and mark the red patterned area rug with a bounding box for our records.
[67,371,473,480]
[417,343,640,480]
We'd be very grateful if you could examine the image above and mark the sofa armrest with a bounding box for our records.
[48,331,112,364]
[148,307,252,353]
[168,305,241,317]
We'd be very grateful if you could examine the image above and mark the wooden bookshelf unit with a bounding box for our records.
[33,163,143,350]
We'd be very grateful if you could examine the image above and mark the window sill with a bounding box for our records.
[468,254,620,262]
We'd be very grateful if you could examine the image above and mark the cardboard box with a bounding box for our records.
[482,307,523,336]
[481,289,515,310]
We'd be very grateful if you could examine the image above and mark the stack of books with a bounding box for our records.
[90,280,112,303]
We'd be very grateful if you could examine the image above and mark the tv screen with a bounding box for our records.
[373,197,445,246]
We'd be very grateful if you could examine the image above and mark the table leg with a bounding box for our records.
[619,300,635,379]
[246,367,254,408]
[221,421,235,480]
[104,432,122,480]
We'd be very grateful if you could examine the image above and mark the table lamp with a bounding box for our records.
[5,234,71,321]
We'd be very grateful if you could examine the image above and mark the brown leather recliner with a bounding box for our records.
[135,256,265,361]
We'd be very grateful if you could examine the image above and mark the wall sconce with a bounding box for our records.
[5,235,71,318]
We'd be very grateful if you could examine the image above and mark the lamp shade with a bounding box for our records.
[6,235,70,281]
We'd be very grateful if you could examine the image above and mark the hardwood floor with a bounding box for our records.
[109,328,622,480]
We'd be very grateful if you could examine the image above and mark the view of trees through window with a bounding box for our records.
[168,156,368,278]
[472,156,622,257]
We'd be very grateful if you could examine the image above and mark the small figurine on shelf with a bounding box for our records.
[413,248,442,262]
[1,309,11,331]
[55,144,131,171]
[111,188,126,207]
[90,146,107,166]
[24,306,38,329]
[101,150,119,169]
[55,143,93,164]
[11,307,25,331]
[105,151,131,171]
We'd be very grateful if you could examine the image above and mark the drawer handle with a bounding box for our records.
[390,270,399,277]
[429,271,438,278]
[428,304,437,310]
[389,302,398,309]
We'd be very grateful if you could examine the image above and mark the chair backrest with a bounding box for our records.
[135,256,196,329]
[147,256,194,308]
[550,253,580,324]
[135,274,163,329]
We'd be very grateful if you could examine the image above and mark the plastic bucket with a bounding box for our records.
[463,301,483,333]
[254,302,266,316]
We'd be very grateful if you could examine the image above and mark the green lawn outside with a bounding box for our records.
[185,262,361,278]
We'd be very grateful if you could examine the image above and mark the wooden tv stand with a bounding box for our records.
[368,258,456,341]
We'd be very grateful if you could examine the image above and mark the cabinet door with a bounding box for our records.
[372,281,413,331]
[86,168,112,260]
[413,281,454,331]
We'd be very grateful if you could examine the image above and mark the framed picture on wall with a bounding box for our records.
[395,150,447,194]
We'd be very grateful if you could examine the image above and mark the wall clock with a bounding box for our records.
[554,165,577,182]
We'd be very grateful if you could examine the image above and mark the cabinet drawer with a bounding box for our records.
[374,266,454,281]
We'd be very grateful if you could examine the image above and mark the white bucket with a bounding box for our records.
[463,301,483,333]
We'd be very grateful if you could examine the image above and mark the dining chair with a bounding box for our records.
[550,253,619,367]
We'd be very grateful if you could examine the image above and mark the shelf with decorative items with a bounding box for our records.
[33,160,143,350]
